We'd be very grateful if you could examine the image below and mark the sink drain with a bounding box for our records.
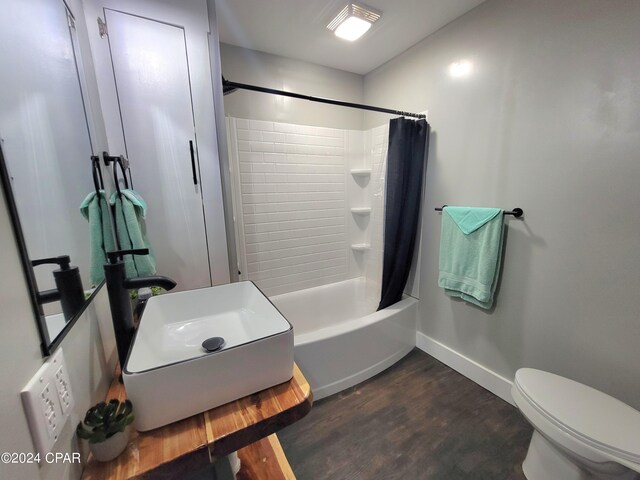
[202,337,225,352]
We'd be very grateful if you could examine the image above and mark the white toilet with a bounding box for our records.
[511,368,640,480]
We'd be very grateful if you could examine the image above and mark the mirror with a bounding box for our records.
[0,0,110,355]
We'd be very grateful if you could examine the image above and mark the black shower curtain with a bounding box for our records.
[378,117,430,310]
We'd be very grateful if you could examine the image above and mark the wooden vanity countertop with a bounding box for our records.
[82,363,312,480]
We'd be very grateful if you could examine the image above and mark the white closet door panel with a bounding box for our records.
[106,10,210,291]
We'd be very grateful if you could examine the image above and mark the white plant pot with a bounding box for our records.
[89,427,130,462]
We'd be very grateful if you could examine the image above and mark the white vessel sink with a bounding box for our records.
[123,281,293,431]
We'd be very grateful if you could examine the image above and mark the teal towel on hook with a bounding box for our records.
[80,190,116,287]
[438,206,504,309]
[110,189,156,278]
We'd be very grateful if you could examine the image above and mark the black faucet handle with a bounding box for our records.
[31,255,71,270]
[107,248,150,264]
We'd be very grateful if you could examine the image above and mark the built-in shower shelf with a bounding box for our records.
[350,168,372,176]
[350,207,371,215]
[351,243,371,251]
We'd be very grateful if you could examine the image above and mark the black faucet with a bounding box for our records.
[31,255,85,320]
[104,248,177,370]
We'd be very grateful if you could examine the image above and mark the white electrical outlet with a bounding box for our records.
[21,348,74,456]
[40,382,58,438]
[50,348,75,415]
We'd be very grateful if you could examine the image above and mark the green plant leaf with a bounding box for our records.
[89,430,107,444]
[150,286,165,296]
[76,423,93,440]
[78,399,134,443]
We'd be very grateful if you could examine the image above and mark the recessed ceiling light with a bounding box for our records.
[327,2,382,42]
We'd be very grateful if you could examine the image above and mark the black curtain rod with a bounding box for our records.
[435,206,524,218]
[222,78,427,120]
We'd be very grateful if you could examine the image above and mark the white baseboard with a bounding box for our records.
[415,331,514,405]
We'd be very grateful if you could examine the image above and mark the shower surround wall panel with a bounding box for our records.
[364,124,390,310]
[229,118,363,296]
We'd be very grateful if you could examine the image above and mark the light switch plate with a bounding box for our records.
[21,348,74,456]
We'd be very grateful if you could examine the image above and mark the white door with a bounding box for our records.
[104,9,211,291]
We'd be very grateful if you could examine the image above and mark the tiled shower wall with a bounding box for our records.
[227,117,391,298]
[228,118,366,296]
[363,124,390,310]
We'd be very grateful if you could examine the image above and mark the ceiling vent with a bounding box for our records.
[327,2,382,42]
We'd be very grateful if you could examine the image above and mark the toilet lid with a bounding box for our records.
[515,369,640,463]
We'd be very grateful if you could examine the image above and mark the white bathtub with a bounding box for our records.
[269,278,417,400]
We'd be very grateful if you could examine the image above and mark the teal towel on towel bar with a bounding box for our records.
[110,189,156,278]
[80,190,116,286]
[438,206,504,309]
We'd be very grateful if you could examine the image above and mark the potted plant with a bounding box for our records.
[76,399,134,462]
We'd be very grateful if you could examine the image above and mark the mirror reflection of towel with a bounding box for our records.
[110,190,156,278]
[80,190,116,286]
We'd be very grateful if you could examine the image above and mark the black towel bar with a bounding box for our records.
[435,206,524,218]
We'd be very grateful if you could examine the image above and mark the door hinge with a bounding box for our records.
[97,17,108,38]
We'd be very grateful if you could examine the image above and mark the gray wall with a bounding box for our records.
[0,188,49,480]
[364,0,640,408]
[220,43,365,130]
[0,186,116,480]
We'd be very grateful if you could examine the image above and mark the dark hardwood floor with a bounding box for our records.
[279,349,532,480]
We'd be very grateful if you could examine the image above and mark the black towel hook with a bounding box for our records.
[91,155,104,195]
[113,160,122,197]
[103,152,130,194]
[116,156,129,190]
